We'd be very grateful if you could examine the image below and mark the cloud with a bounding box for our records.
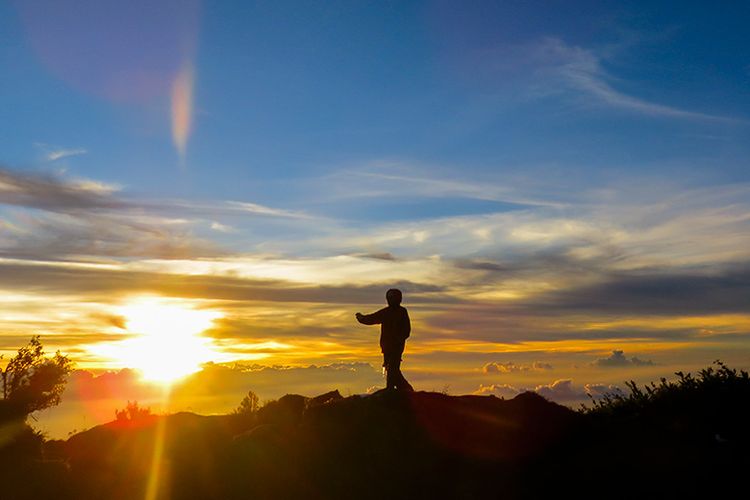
[318,163,567,209]
[351,252,398,261]
[210,221,236,233]
[7,165,750,273]
[522,265,750,317]
[533,379,588,402]
[483,362,523,373]
[553,43,732,121]
[482,361,552,373]
[0,167,311,219]
[0,167,313,260]
[474,384,520,399]
[33,143,88,162]
[584,383,624,399]
[46,148,88,161]
[533,362,553,370]
[520,37,741,122]
[224,201,311,219]
[475,379,596,404]
[0,259,445,307]
[88,312,127,330]
[0,166,123,211]
[4,166,750,373]
[593,350,654,368]
[309,176,750,276]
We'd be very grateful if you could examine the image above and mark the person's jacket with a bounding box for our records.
[357,305,411,353]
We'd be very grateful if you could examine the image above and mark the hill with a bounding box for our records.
[42,390,579,499]
[2,363,749,499]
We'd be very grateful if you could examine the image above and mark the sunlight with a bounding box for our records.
[90,297,226,384]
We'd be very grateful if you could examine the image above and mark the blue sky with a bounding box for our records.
[2,1,750,435]
[3,0,749,207]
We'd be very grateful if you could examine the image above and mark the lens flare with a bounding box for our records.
[171,62,194,160]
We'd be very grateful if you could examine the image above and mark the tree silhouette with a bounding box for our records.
[115,401,153,421]
[234,389,260,416]
[0,336,72,422]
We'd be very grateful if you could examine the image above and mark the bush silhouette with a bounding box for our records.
[0,336,72,422]
[114,401,153,422]
[585,360,749,417]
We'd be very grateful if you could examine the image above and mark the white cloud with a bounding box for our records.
[584,383,623,399]
[224,201,312,219]
[474,383,521,399]
[475,379,596,404]
[34,143,88,162]
[47,148,88,161]
[210,221,236,233]
[533,379,587,402]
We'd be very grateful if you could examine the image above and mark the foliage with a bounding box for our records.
[115,401,153,421]
[234,390,260,416]
[0,336,73,421]
[582,360,750,418]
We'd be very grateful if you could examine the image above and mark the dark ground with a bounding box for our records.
[1,378,748,499]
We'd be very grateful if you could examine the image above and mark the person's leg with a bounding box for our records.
[393,359,414,391]
[384,352,406,390]
[384,352,396,389]
[386,353,414,391]
[389,356,401,390]
[396,371,414,391]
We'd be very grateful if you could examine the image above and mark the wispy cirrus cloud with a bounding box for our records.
[318,162,567,209]
[541,37,740,122]
[33,142,89,162]
[477,37,744,123]
[46,148,88,161]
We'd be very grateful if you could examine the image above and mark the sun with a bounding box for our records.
[92,297,226,384]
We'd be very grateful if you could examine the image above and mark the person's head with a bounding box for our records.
[386,288,402,306]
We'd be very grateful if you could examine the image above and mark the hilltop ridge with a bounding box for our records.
[4,374,749,499]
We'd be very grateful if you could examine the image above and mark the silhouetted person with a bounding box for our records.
[356,289,414,391]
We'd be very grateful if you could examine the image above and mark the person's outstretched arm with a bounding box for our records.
[355,308,385,325]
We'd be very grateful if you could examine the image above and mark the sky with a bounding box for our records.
[1,1,750,437]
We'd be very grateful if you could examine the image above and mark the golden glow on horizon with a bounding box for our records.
[89,297,226,384]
